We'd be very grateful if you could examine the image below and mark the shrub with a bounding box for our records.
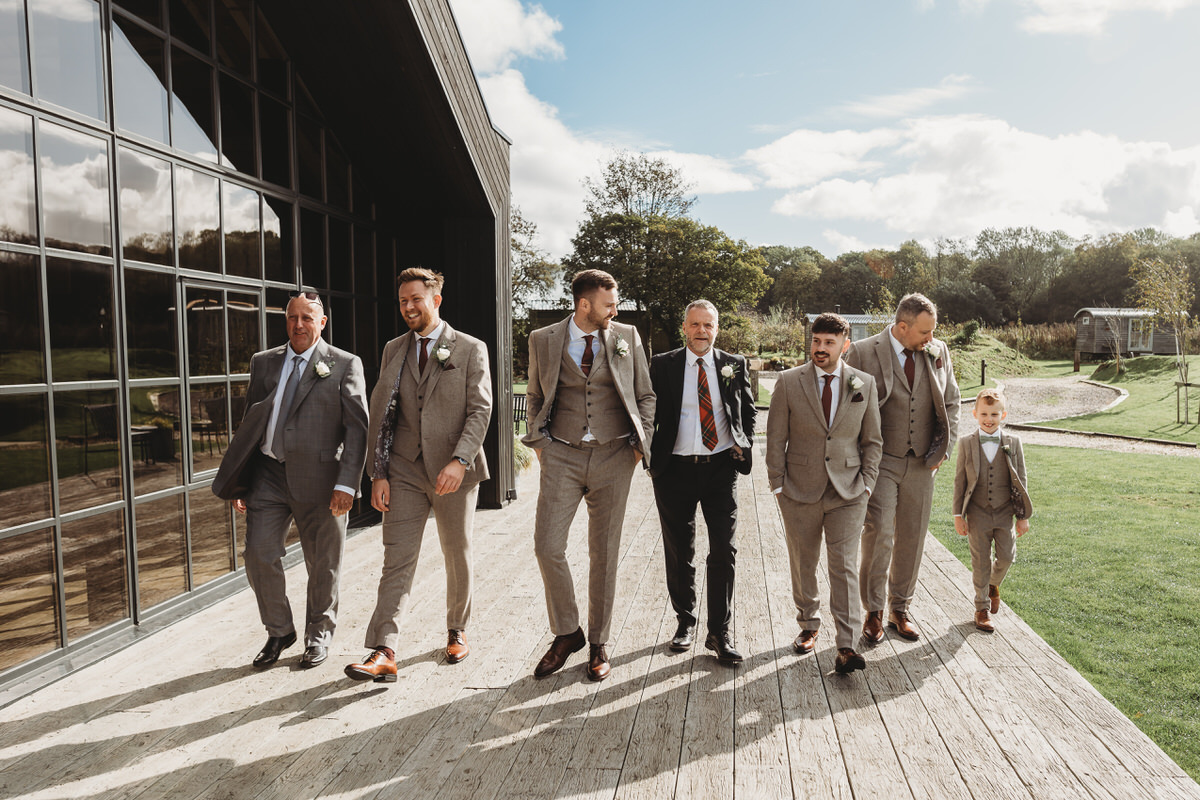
[987,322,1076,360]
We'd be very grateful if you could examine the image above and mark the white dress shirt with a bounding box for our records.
[673,348,734,456]
[980,429,1001,463]
[414,320,447,368]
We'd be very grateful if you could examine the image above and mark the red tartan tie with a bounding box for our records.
[697,361,718,451]
[581,334,594,376]
[822,373,834,428]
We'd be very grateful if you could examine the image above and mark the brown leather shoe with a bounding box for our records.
[974,610,995,633]
[793,629,819,655]
[862,610,885,644]
[534,627,586,678]
[887,610,920,641]
[345,648,398,683]
[587,643,611,682]
[446,630,469,664]
[834,648,866,674]
[989,584,1000,614]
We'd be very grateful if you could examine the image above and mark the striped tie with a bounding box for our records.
[697,361,718,451]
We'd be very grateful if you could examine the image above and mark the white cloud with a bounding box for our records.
[951,0,1200,35]
[762,115,1200,244]
[449,0,564,73]
[649,151,757,195]
[821,229,892,254]
[745,129,902,189]
[835,74,977,119]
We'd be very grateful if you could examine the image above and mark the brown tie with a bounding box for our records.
[419,337,430,374]
[822,373,834,428]
[902,348,915,388]
[581,334,594,376]
[697,361,718,451]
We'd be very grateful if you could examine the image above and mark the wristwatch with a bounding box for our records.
[454,456,469,466]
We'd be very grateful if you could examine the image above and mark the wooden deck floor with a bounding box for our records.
[2,454,1198,800]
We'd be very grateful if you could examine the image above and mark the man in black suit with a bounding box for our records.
[649,299,756,663]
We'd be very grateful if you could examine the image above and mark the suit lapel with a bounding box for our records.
[797,363,825,425]
[828,366,855,430]
[421,324,456,396]
[671,348,688,419]
[259,346,287,400]
[287,339,326,416]
[875,334,894,398]
[540,318,569,416]
[713,350,736,417]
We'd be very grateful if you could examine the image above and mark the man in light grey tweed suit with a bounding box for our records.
[523,269,655,682]
[213,293,369,670]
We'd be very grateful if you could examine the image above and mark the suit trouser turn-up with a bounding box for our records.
[779,484,868,650]
[534,437,637,645]
[964,502,1016,611]
[364,454,477,651]
[243,455,347,646]
[652,453,738,635]
[859,452,936,615]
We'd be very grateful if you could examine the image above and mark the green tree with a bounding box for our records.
[510,205,558,315]
[1130,256,1195,418]
[583,151,695,219]
[756,245,827,312]
[973,226,1071,321]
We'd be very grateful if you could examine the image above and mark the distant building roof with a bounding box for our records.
[805,313,890,325]
[1074,308,1157,318]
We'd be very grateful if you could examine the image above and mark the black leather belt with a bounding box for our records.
[671,450,731,464]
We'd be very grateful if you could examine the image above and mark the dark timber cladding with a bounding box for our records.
[260,0,514,507]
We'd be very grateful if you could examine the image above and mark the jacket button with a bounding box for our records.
[825,457,830,461]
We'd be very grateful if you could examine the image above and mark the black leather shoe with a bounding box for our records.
[252,631,297,668]
[669,622,696,651]
[834,648,866,674]
[534,628,586,678]
[704,632,744,664]
[299,645,328,668]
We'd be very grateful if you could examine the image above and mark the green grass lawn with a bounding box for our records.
[950,331,1037,397]
[929,444,1200,780]
[1027,356,1200,444]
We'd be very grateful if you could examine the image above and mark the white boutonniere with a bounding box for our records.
[313,359,332,378]
[1001,444,1012,455]
[924,342,940,360]
[435,344,451,364]
[721,363,736,380]
[847,374,864,393]
[613,333,630,358]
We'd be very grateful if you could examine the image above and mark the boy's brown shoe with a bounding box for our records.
[974,610,995,633]
[988,584,1000,613]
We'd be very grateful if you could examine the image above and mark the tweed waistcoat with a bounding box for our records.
[879,350,935,459]
[974,449,1014,512]
[548,338,629,446]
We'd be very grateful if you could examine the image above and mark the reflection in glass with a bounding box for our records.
[62,510,129,639]
[185,286,225,376]
[47,258,115,382]
[0,0,30,96]
[125,267,177,378]
[256,9,287,98]
[0,395,53,528]
[190,487,233,585]
[135,493,187,609]
[300,209,325,289]
[264,288,289,347]
[0,529,59,670]
[55,389,124,513]
[229,380,248,434]
[259,94,290,189]
[177,166,219,271]
[263,195,293,283]
[129,382,183,495]
[170,48,217,163]
[170,0,210,54]
[219,73,256,175]
[0,252,45,385]
[215,0,251,75]
[30,0,105,120]
[40,123,111,256]
[328,217,351,292]
[326,141,349,210]
[297,116,321,199]
[190,382,226,474]
[119,148,174,265]
[116,0,163,29]
[223,183,260,279]
[227,291,259,372]
[0,106,36,245]
[112,16,169,143]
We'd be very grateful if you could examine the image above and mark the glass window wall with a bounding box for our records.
[119,147,174,266]
[112,15,169,143]
[61,510,128,639]
[0,529,59,671]
[0,106,37,246]
[30,0,105,120]
[39,122,112,256]
[0,252,45,386]
[0,395,53,528]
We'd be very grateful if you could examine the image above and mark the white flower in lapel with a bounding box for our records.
[613,333,630,358]
[313,359,333,378]
[924,342,941,360]
[721,363,736,380]
[435,344,451,364]
[1001,443,1012,455]
[846,374,864,394]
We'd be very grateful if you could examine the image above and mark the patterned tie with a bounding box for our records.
[581,334,594,376]
[270,355,304,461]
[697,360,718,451]
[419,337,430,374]
[822,373,834,428]
[902,348,915,388]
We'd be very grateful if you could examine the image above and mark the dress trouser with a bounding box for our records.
[859,452,936,615]
[964,502,1016,611]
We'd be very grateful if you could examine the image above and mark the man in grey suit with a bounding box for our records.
[767,312,882,674]
[344,268,493,683]
[213,293,369,669]
[523,269,655,682]
[845,293,960,643]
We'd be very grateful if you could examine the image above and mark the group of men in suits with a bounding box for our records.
[213,270,958,683]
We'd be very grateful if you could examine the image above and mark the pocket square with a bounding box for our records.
[851,393,864,403]
[935,358,943,369]
[442,363,456,371]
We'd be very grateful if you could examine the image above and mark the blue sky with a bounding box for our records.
[448,0,1200,259]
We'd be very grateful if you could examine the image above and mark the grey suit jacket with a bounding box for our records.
[522,317,655,467]
[212,338,369,501]
[766,362,883,503]
[845,328,961,467]
[365,323,492,485]
[952,430,1033,520]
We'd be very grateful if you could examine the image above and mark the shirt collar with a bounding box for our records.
[888,325,909,357]
[686,347,715,369]
[815,360,844,381]
[416,320,446,343]
[286,339,321,363]
[568,316,598,342]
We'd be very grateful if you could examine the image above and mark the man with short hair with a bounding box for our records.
[846,293,961,643]
[345,267,493,683]
[649,300,755,664]
[213,292,369,670]
[523,269,655,681]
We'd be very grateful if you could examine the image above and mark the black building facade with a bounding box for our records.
[0,0,512,690]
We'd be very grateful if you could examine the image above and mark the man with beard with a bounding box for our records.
[523,269,655,681]
[344,267,492,683]
[767,312,881,673]
[846,293,960,643]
